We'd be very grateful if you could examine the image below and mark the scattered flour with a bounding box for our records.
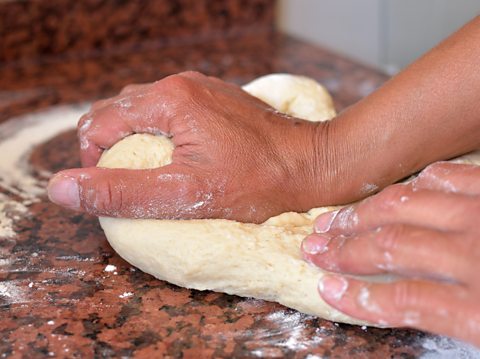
[119,292,133,299]
[0,104,85,238]
[104,264,117,272]
[262,310,324,351]
[0,280,28,305]
[419,336,480,359]
[0,193,28,238]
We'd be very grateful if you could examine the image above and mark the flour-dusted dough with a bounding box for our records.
[98,74,368,324]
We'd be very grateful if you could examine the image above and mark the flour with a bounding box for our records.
[261,310,324,351]
[104,264,117,272]
[0,280,28,305]
[0,104,85,238]
[419,336,480,358]
[119,291,133,298]
[0,193,28,238]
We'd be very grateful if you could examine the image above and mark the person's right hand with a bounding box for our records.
[47,71,333,223]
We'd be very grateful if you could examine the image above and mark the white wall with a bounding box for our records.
[277,0,383,68]
[277,0,480,73]
[382,0,479,73]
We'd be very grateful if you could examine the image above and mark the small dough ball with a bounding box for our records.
[98,135,173,169]
[242,73,336,122]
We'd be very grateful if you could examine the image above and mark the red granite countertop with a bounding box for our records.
[0,23,473,358]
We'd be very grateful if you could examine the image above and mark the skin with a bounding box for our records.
[48,72,327,222]
[303,162,480,346]
[47,16,480,344]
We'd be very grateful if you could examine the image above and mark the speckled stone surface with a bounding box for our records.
[0,0,275,124]
[0,0,275,63]
[0,1,471,358]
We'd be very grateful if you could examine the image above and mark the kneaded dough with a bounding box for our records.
[99,74,480,325]
[98,74,365,324]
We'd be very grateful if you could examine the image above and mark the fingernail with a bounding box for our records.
[318,275,349,301]
[47,174,80,210]
[315,210,339,233]
[302,234,331,254]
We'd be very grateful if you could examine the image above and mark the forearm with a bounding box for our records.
[320,16,480,204]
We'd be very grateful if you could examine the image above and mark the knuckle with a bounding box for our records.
[77,114,93,133]
[121,84,136,93]
[81,177,125,216]
[423,161,446,173]
[157,74,194,94]
[374,184,411,210]
[77,116,94,151]
[180,70,204,78]
[418,161,454,182]
[375,224,405,252]
[392,281,423,310]
[328,206,356,231]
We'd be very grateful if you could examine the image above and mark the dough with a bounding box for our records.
[98,74,365,324]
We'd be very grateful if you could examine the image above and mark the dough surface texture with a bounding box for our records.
[98,74,480,325]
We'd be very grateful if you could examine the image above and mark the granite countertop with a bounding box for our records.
[0,12,474,358]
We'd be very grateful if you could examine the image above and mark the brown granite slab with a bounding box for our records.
[1,14,476,358]
[0,0,275,64]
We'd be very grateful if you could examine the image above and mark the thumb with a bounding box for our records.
[47,165,205,218]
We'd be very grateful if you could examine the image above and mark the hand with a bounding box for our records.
[302,162,480,346]
[47,72,330,223]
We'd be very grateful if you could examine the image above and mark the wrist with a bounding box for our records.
[277,114,377,212]
[272,118,345,212]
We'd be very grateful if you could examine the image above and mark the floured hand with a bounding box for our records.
[303,162,480,346]
[47,72,340,223]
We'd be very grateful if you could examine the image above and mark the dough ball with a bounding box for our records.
[242,73,336,122]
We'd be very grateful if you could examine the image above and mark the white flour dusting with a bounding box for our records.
[0,104,86,238]
[104,264,117,272]
[0,280,29,305]
[0,193,28,238]
[263,310,324,351]
[119,291,133,299]
[419,336,480,358]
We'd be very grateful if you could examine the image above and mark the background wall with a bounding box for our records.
[277,0,480,73]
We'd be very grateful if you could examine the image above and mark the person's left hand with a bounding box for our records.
[301,161,480,346]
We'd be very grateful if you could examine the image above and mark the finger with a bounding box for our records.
[80,141,103,167]
[317,275,480,345]
[90,98,113,112]
[78,84,159,166]
[47,165,216,219]
[79,74,197,161]
[77,83,179,166]
[119,83,150,95]
[178,71,207,80]
[89,83,152,113]
[77,113,103,167]
[303,225,473,283]
[413,162,480,195]
[314,184,478,235]
[77,111,133,167]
